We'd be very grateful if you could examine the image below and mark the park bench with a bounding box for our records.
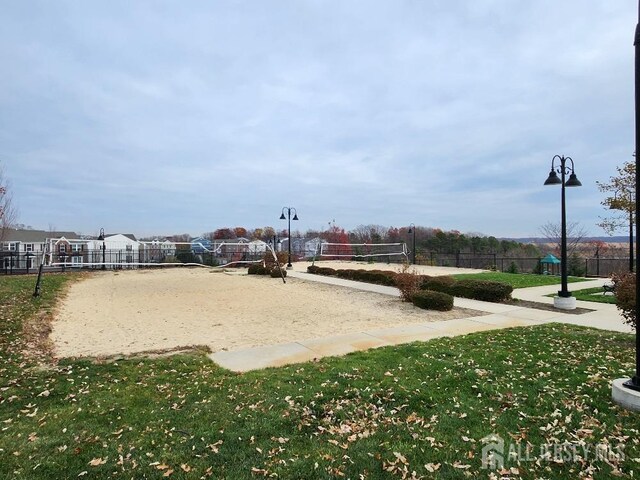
[603,283,615,295]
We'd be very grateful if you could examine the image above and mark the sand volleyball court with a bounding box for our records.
[51,268,482,358]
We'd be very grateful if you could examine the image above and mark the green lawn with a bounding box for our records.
[452,271,590,289]
[1,274,638,479]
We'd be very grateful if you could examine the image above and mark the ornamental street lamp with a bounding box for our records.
[279,207,298,268]
[407,223,416,265]
[98,228,106,270]
[544,154,582,310]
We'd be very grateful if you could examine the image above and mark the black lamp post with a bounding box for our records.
[544,155,582,305]
[98,228,106,270]
[279,207,298,268]
[407,223,416,265]
[626,0,640,393]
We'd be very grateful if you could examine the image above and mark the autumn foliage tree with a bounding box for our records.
[213,228,236,239]
[323,224,352,258]
[233,227,247,238]
[597,160,635,235]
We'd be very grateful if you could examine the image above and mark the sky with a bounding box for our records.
[0,1,636,239]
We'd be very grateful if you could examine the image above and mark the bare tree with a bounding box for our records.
[538,221,588,256]
[0,163,17,242]
[350,224,388,243]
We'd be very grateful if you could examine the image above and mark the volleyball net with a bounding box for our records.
[313,242,408,263]
[45,240,270,270]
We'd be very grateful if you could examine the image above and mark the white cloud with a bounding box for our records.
[0,0,635,237]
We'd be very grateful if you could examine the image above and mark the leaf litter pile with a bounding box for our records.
[1,274,639,479]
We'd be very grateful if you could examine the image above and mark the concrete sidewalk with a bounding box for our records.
[209,272,632,372]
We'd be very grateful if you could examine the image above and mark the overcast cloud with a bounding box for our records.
[0,1,635,238]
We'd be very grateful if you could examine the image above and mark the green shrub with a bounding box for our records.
[248,264,269,275]
[452,279,512,302]
[317,267,337,276]
[421,276,456,292]
[270,267,286,278]
[336,269,358,280]
[257,265,269,275]
[507,261,519,274]
[412,290,454,311]
[307,265,321,274]
[419,276,512,302]
[248,264,261,275]
[360,270,395,286]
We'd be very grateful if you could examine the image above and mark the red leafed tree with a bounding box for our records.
[234,227,247,238]
[323,225,352,258]
[213,228,236,239]
[387,227,401,243]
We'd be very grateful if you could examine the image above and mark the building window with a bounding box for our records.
[72,244,82,252]
[59,245,66,253]
[5,242,17,251]
[25,244,34,252]
[126,245,133,251]
[71,256,83,266]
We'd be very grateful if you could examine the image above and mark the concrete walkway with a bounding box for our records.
[209,273,632,372]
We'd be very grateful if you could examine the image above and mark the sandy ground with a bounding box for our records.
[51,267,484,358]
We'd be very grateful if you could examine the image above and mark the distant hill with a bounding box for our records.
[505,236,629,244]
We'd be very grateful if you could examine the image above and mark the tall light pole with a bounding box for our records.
[544,155,582,309]
[407,223,416,265]
[98,228,106,270]
[279,207,298,268]
[628,0,640,392]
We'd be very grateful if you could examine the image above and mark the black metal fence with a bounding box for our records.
[0,249,269,274]
[414,252,633,278]
[2,248,635,278]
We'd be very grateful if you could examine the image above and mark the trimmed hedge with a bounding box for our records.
[420,275,456,292]
[317,267,337,276]
[306,267,512,302]
[451,279,512,302]
[335,269,358,280]
[420,277,512,302]
[308,266,398,287]
[412,290,454,311]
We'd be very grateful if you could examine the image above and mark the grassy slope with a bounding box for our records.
[452,272,590,289]
[1,274,638,479]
